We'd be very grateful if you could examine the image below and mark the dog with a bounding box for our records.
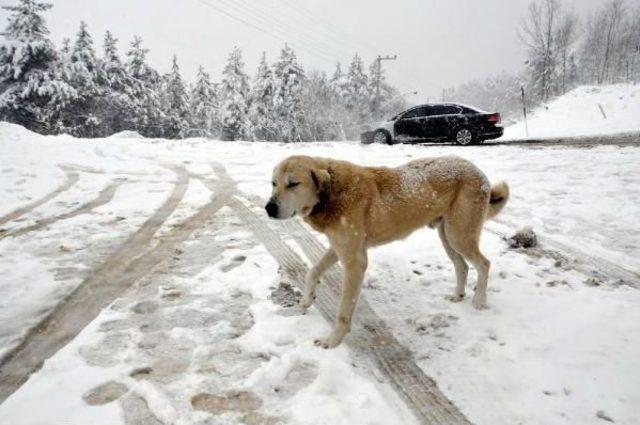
[266,155,509,348]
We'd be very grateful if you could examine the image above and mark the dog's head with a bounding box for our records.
[265,156,330,220]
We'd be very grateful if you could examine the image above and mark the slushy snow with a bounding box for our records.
[0,121,639,425]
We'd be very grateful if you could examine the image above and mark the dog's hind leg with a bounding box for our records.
[437,223,469,302]
[299,248,338,310]
[444,191,491,310]
[445,221,491,310]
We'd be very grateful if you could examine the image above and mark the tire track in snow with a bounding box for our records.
[0,178,126,239]
[491,131,640,148]
[0,165,200,403]
[0,165,79,227]
[486,219,640,288]
[210,163,471,425]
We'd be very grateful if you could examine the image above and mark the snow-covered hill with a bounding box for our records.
[503,84,640,140]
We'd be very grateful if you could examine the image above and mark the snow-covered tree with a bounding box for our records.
[567,53,580,88]
[250,52,276,140]
[60,37,71,59]
[190,65,218,137]
[71,21,97,72]
[160,55,190,138]
[344,54,369,119]
[329,62,348,101]
[96,30,138,135]
[56,21,103,136]
[555,11,579,94]
[125,36,164,137]
[273,44,305,142]
[520,0,560,102]
[300,70,349,141]
[219,46,251,141]
[0,0,75,132]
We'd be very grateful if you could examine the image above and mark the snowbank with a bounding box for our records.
[503,84,640,140]
[107,130,144,139]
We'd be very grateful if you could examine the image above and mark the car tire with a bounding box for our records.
[453,127,475,146]
[373,129,393,145]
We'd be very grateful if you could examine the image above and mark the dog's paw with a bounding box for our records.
[472,296,488,310]
[313,333,342,349]
[446,293,465,303]
[298,296,314,311]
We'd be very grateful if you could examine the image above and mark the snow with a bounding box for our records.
[108,130,144,139]
[503,84,640,140]
[1,121,639,424]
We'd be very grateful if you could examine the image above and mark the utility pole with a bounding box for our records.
[521,86,529,137]
[373,54,397,119]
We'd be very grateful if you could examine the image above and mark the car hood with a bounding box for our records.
[375,120,395,132]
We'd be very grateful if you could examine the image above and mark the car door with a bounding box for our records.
[428,105,462,139]
[394,107,429,140]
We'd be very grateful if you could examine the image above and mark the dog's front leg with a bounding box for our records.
[299,249,338,311]
[315,246,367,349]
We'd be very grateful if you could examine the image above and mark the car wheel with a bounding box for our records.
[454,128,475,146]
[374,129,392,145]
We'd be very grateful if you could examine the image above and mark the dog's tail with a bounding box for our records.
[487,181,509,220]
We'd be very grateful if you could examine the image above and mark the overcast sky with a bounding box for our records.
[1,0,633,100]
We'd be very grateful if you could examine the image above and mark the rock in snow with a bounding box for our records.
[507,227,538,249]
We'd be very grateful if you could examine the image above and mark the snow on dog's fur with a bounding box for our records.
[266,155,509,348]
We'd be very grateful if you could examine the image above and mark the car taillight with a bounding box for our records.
[487,113,501,123]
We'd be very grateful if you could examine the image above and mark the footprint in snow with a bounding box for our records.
[220,254,247,273]
[83,380,128,405]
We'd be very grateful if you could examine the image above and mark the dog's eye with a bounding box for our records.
[271,181,276,187]
[286,182,300,189]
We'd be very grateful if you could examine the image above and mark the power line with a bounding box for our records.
[278,0,379,56]
[216,0,356,60]
[194,0,337,65]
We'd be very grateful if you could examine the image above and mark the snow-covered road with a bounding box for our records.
[0,122,639,425]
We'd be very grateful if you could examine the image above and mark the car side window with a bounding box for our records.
[444,105,462,115]
[432,105,461,115]
[402,107,428,119]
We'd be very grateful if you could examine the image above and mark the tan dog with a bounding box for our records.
[266,155,509,348]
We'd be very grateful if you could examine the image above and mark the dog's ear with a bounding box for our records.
[310,169,331,201]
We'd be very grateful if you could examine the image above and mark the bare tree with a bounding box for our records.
[555,11,579,93]
[599,0,626,84]
[520,0,560,101]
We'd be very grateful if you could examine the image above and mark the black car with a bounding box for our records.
[361,103,503,145]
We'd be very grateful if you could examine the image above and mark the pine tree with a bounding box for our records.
[219,46,251,141]
[125,36,164,137]
[0,0,75,132]
[300,70,349,141]
[127,36,151,80]
[71,21,97,73]
[102,31,119,66]
[160,55,190,138]
[59,20,102,136]
[344,54,369,120]
[250,52,276,140]
[273,44,305,142]
[190,65,218,137]
[96,30,138,135]
[329,62,348,101]
[60,38,71,59]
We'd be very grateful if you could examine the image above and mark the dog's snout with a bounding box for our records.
[265,201,278,218]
